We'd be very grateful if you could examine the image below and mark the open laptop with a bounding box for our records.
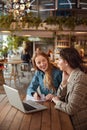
[3,84,47,113]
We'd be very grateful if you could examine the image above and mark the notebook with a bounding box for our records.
[3,84,47,113]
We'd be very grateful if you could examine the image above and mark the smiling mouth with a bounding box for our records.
[42,67,46,70]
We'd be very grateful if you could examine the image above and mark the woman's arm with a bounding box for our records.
[26,71,39,96]
[53,69,62,90]
[52,75,87,115]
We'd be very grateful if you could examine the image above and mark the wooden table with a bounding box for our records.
[7,60,23,82]
[0,94,74,130]
[0,59,23,86]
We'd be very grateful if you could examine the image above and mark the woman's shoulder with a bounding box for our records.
[73,71,87,92]
[74,68,86,76]
[72,68,87,83]
[78,71,87,81]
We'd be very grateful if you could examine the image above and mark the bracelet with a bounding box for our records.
[60,84,64,90]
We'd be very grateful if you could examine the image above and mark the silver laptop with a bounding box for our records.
[3,84,47,113]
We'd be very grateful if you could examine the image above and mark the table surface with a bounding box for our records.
[0,94,74,130]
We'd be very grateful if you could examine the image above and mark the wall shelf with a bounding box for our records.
[54,38,70,61]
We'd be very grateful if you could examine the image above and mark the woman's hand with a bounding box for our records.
[52,96,59,104]
[45,94,54,101]
[33,92,41,100]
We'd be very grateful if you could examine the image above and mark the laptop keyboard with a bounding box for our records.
[23,102,36,111]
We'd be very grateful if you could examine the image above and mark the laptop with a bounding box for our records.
[3,84,47,113]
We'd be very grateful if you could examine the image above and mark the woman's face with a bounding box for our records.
[57,56,68,71]
[35,55,48,72]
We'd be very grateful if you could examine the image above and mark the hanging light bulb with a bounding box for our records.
[26,2,31,8]
[6,0,31,20]
[13,0,19,2]
[20,4,25,10]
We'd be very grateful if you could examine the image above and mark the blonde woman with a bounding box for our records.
[26,52,62,101]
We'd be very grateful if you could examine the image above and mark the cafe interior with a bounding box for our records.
[0,1,87,130]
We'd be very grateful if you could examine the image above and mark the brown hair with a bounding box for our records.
[60,47,85,72]
[32,52,56,91]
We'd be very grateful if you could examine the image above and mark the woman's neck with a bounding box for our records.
[66,67,75,76]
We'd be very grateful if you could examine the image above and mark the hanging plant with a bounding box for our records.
[21,12,42,29]
[44,16,64,30]
[0,14,14,29]
[0,12,42,30]
[0,12,87,31]
[44,16,57,25]
[44,16,76,30]
[63,16,76,30]
[81,18,87,26]
[56,17,66,30]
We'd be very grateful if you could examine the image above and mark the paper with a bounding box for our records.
[26,95,46,102]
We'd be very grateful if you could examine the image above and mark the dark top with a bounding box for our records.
[21,51,30,63]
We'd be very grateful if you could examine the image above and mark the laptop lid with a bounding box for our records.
[3,84,47,113]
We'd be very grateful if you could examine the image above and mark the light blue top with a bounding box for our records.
[27,67,62,96]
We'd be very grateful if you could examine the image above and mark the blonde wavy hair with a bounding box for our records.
[32,51,56,91]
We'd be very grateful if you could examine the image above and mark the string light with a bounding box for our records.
[2,0,31,20]
[11,0,31,20]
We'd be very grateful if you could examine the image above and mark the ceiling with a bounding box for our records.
[0,0,87,16]
[0,0,87,38]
